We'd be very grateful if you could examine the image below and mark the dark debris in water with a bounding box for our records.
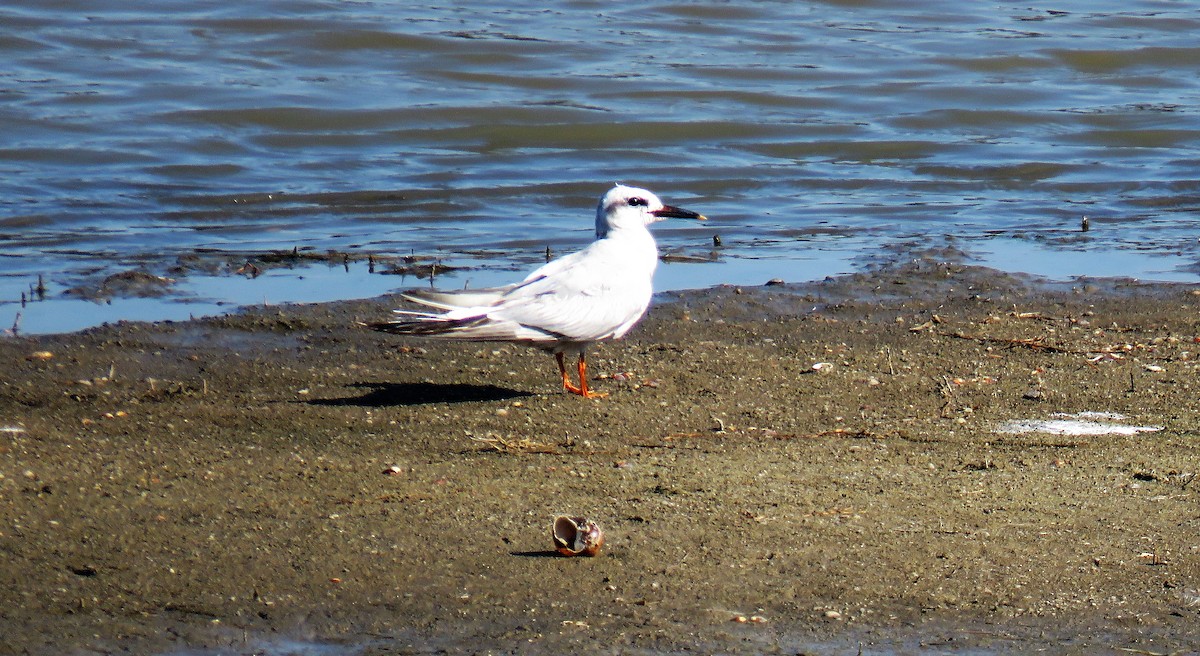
[64,270,176,301]
[379,261,464,279]
[660,250,721,264]
[50,246,474,302]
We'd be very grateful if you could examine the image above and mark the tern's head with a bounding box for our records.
[595,184,706,238]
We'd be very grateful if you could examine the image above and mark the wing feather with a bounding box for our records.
[485,238,655,341]
[373,231,658,346]
[400,285,518,310]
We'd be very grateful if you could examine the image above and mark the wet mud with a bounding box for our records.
[2,250,1199,654]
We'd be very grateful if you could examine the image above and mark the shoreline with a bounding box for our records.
[8,236,1200,338]
[2,249,1199,654]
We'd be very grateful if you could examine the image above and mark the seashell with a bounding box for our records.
[552,516,604,557]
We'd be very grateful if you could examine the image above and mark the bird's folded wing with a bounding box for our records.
[491,267,649,343]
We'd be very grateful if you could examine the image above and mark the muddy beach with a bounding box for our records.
[2,250,1199,655]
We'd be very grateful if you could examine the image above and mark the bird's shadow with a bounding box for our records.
[307,382,533,407]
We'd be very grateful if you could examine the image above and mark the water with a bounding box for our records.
[3,1,1200,334]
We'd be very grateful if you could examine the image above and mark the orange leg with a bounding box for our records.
[556,352,607,398]
[556,352,582,395]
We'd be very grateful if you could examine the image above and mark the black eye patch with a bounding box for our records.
[627,197,647,207]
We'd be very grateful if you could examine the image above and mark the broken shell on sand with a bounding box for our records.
[552,516,604,557]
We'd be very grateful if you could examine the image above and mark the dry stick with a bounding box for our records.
[470,434,556,454]
[943,329,1170,372]
[937,330,1075,353]
[938,374,956,418]
[663,427,884,442]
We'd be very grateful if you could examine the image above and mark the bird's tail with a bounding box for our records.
[368,312,490,337]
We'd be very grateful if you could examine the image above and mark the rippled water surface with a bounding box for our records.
[3,1,1200,333]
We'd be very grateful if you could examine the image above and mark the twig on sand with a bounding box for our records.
[470,434,557,454]
[938,330,1074,353]
[664,427,885,441]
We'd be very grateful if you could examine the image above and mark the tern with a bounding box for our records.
[370,184,706,398]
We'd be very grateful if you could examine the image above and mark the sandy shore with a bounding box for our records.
[2,249,1199,654]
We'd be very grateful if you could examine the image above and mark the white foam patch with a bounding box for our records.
[995,412,1162,436]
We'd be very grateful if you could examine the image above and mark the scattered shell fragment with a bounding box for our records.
[552,516,604,557]
[27,351,53,361]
